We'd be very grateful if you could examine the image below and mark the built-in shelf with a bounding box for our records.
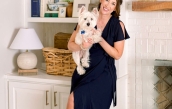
[132,1,172,11]
[27,17,78,23]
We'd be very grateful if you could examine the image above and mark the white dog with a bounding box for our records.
[72,6,102,75]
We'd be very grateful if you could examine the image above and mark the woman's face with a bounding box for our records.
[99,0,117,15]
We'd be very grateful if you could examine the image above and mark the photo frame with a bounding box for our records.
[59,7,66,17]
[72,0,90,17]
[54,0,59,3]
[88,4,99,11]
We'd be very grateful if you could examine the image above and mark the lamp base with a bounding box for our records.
[17,51,37,69]
[18,68,38,75]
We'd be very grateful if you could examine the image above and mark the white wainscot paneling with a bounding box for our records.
[110,75,128,109]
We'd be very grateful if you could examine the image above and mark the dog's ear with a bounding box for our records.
[79,6,86,15]
[91,8,99,18]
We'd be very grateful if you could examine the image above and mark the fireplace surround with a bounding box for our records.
[141,59,172,109]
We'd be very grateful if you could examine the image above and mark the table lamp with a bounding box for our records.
[10,28,43,71]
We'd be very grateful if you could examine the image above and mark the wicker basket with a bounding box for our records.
[42,47,76,76]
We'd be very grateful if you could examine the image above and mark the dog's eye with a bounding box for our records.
[91,18,93,20]
[84,18,87,20]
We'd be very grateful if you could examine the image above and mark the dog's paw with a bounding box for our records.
[77,66,85,75]
[93,35,102,43]
[94,29,102,36]
[94,36,102,43]
[81,59,89,68]
[93,30,102,43]
[82,62,89,68]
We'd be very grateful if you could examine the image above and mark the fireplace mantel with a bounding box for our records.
[132,1,172,11]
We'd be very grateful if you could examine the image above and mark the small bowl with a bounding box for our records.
[47,4,58,11]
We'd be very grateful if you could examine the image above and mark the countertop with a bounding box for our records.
[4,69,72,85]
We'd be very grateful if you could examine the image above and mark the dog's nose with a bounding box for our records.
[87,23,90,26]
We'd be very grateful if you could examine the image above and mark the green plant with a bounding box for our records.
[66,0,73,3]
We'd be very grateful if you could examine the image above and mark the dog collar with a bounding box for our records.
[81,30,85,34]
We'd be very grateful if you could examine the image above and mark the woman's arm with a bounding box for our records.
[67,25,81,51]
[67,25,93,51]
[99,22,125,60]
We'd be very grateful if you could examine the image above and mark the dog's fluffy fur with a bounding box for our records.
[72,6,102,75]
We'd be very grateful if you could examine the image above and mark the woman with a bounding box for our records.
[67,0,130,109]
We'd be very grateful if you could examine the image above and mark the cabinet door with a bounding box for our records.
[9,82,52,109]
[53,85,70,109]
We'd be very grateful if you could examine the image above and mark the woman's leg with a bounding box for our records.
[66,92,74,109]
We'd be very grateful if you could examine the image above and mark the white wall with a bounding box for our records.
[0,0,24,109]
[126,1,172,109]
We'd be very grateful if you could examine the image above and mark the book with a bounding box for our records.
[31,0,40,17]
[40,0,49,17]
[40,0,44,17]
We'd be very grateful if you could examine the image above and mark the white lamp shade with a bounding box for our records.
[10,28,43,50]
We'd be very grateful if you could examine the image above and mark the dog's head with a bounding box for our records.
[78,6,99,31]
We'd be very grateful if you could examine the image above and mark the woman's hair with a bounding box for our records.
[98,0,123,19]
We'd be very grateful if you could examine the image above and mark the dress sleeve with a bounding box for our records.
[74,24,78,30]
[114,22,130,42]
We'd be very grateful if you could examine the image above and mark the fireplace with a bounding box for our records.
[141,59,172,109]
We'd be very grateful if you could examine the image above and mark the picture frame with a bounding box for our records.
[59,7,66,17]
[72,0,90,17]
[54,0,59,3]
[88,3,99,11]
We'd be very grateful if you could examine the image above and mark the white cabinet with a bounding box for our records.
[5,70,128,109]
[9,82,52,109]
[5,71,71,109]
[8,82,70,109]
[53,86,70,109]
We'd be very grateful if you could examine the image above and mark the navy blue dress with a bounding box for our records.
[70,15,130,109]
